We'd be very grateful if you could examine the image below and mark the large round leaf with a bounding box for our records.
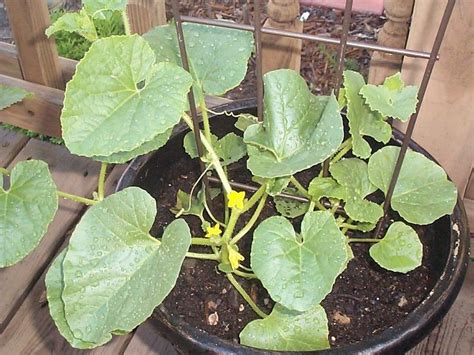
[92,128,173,164]
[144,23,254,97]
[343,70,392,159]
[46,249,96,349]
[0,84,32,110]
[0,160,58,267]
[368,146,457,224]
[240,304,330,351]
[369,222,423,273]
[251,211,352,312]
[61,187,191,346]
[61,35,193,158]
[244,70,344,178]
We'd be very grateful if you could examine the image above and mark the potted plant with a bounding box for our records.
[0,1,469,352]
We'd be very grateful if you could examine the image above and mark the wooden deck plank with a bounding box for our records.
[124,319,178,355]
[408,238,474,354]
[0,127,29,167]
[0,165,133,354]
[0,140,101,331]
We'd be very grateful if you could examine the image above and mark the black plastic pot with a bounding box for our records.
[117,100,470,354]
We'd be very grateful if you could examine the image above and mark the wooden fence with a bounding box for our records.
[0,0,167,138]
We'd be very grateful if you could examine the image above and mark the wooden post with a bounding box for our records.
[368,0,414,84]
[5,0,64,89]
[262,0,303,74]
[394,0,474,229]
[127,0,167,35]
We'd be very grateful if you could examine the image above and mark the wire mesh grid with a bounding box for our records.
[170,0,457,236]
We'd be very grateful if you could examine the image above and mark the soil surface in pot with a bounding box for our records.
[133,123,449,348]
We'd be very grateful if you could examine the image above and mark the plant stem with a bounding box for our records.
[0,167,9,176]
[222,208,240,243]
[331,138,353,164]
[242,183,267,213]
[191,237,220,246]
[231,194,267,245]
[224,166,230,224]
[227,273,268,318]
[57,191,97,205]
[199,98,212,143]
[289,176,310,197]
[233,269,257,279]
[186,252,220,260]
[341,217,353,234]
[348,238,381,243]
[340,223,367,232]
[182,113,232,193]
[97,162,107,200]
[308,200,316,212]
[122,9,132,36]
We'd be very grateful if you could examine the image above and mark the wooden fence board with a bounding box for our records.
[0,42,76,83]
[408,241,474,354]
[0,140,101,331]
[0,128,29,167]
[0,165,135,354]
[128,0,167,35]
[0,42,22,79]
[0,74,63,137]
[4,0,64,89]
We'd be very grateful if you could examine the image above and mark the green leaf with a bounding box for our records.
[253,176,291,197]
[183,131,216,161]
[61,35,193,159]
[251,211,352,312]
[308,177,346,201]
[235,113,259,132]
[344,192,384,224]
[244,70,344,178]
[240,304,330,351]
[214,133,247,166]
[368,146,457,224]
[83,0,127,19]
[0,160,58,267]
[369,222,423,273]
[46,9,98,42]
[343,70,392,158]
[330,158,377,197]
[184,132,246,166]
[170,189,204,219]
[274,188,309,218]
[92,128,173,164]
[46,249,95,349]
[61,188,191,345]
[0,84,32,110]
[330,158,382,223]
[144,23,254,96]
[360,73,419,122]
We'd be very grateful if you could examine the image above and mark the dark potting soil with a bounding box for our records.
[136,146,443,349]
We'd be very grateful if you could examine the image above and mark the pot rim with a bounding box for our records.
[117,99,470,354]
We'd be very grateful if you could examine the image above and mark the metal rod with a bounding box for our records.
[171,0,211,201]
[374,0,457,237]
[253,0,264,122]
[323,0,353,177]
[334,0,353,97]
[181,16,436,60]
[207,176,346,215]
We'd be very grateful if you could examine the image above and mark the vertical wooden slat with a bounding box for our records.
[4,0,64,89]
[368,0,415,84]
[127,0,167,35]
[262,0,303,73]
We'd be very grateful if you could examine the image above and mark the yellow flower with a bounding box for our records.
[228,245,245,270]
[227,190,245,210]
[205,223,222,238]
